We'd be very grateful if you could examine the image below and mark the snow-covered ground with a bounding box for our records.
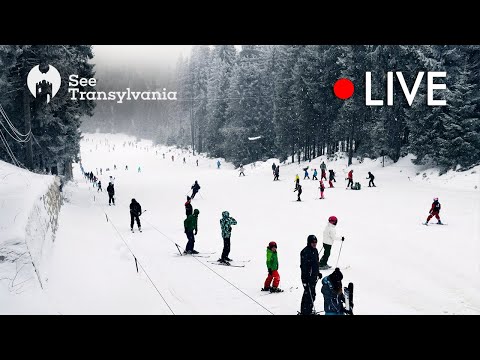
[2,133,479,314]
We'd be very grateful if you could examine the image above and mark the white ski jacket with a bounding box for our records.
[323,222,341,245]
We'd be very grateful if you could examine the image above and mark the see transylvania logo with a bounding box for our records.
[27,64,61,104]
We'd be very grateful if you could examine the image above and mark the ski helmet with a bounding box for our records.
[268,241,277,248]
[328,216,338,225]
[307,235,318,244]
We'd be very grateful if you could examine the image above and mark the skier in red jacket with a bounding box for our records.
[346,170,354,189]
[424,198,442,225]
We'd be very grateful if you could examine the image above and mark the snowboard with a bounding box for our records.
[344,282,354,315]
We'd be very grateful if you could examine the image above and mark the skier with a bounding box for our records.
[125,165,128,170]
[303,167,310,180]
[97,180,102,192]
[184,209,200,254]
[300,235,321,315]
[114,164,117,170]
[191,181,201,199]
[100,168,102,175]
[320,161,327,181]
[424,198,442,225]
[312,169,318,180]
[294,183,302,201]
[271,162,276,176]
[321,268,346,315]
[262,241,282,293]
[294,174,300,190]
[217,160,221,169]
[163,153,165,159]
[129,199,142,232]
[196,159,198,166]
[346,170,354,189]
[367,171,376,187]
[185,196,193,216]
[319,179,325,199]
[183,157,186,164]
[274,165,280,181]
[328,169,336,188]
[138,166,141,173]
[239,164,245,177]
[172,155,174,162]
[107,182,115,206]
[319,216,345,270]
[96,168,98,175]
[218,211,237,264]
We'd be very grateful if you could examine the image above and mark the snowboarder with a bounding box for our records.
[239,164,245,177]
[191,181,201,199]
[185,196,193,216]
[294,174,300,190]
[262,241,282,293]
[304,168,310,180]
[97,180,102,192]
[219,211,237,264]
[294,184,302,201]
[138,166,141,173]
[321,268,346,315]
[107,183,115,206]
[346,170,353,189]
[312,169,318,180]
[274,165,280,181]
[300,235,321,315]
[183,157,186,164]
[319,216,344,270]
[217,160,221,169]
[320,161,327,181]
[319,179,325,199]
[425,198,442,225]
[184,209,200,254]
[328,169,336,188]
[271,162,276,176]
[367,171,376,187]
[129,199,142,232]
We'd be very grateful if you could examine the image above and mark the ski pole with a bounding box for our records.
[308,284,317,314]
[335,240,344,268]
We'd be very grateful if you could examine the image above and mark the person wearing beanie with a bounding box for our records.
[184,209,200,254]
[319,216,344,270]
[185,196,193,216]
[299,235,321,315]
[262,242,282,293]
[321,267,346,315]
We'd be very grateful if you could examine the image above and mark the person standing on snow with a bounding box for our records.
[294,183,303,201]
[328,169,336,188]
[107,182,115,206]
[424,198,443,225]
[272,162,276,176]
[172,155,174,162]
[304,168,310,180]
[312,169,318,180]
[239,164,245,177]
[97,180,102,192]
[294,174,300,190]
[320,161,327,181]
[262,241,282,293]
[274,165,280,181]
[184,209,200,254]
[319,179,325,199]
[319,216,344,270]
[219,211,237,264]
[129,199,142,232]
[321,267,346,315]
[346,170,354,189]
[196,159,198,166]
[191,181,201,199]
[183,157,186,164]
[300,235,321,315]
[217,160,221,169]
[185,196,193,216]
[367,171,376,187]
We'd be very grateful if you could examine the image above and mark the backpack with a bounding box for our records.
[352,182,361,190]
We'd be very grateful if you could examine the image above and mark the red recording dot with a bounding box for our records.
[333,78,354,100]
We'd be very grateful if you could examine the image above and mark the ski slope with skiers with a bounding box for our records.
[1,133,479,314]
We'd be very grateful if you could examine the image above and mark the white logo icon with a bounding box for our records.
[27,65,61,103]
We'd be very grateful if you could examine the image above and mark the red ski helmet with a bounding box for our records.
[328,216,338,225]
[269,241,277,248]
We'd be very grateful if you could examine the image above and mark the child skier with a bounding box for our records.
[97,180,102,192]
[328,169,336,188]
[184,209,200,254]
[262,241,282,293]
[185,196,193,216]
[367,171,376,187]
[294,184,303,201]
[304,167,310,180]
[424,198,443,225]
[294,174,300,190]
[320,161,327,180]
[312,169,318,180]
[319,179,325,199]
[191,181,201,199]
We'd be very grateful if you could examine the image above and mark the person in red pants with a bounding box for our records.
[424,198,442,225]
[262,241,282,292]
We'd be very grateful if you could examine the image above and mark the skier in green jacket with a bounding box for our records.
[184,209,200,254]
[262,241,282,293]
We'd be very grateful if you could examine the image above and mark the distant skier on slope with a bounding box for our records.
[172,155,174,162]
[272,162,276,176]
[218,211,237,264]
[196,159,198,166]
[274,165,280,181]
[312,169,318,180]
[184,209,200,254]
[138,166,141,173]
[185,196,193,216]
[319,179,325,199]
[294,183,302,201]
[328,169,336,188]
[217,160,221,169]
[321,268,346,315]
[300,235,321,315]
[107,182,115,206]
[320,161,327,181]
[424,198,443,225]
[304,167,310,180]
[97,180,102,192]
[239,164,245,177]
[294,174,300,190]
[129,199,142,232]
[262,241,282,293]
[346,170,354,189]
[367,171,376,187]
[191,181,201,199]
[319,216,344,270]
[183,157,186,164]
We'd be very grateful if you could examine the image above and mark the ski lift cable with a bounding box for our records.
[0,115,31,143]
[0,104,31,138]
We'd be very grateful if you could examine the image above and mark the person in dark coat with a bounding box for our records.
[191,181,201,199]
[367,171,376,187]
[321,268,346,315]
[274,165,280,181]
[271,162,276,176]
[328,169,336,188]
[184,209,200,254]
[300,235,321,315]
[185,196,193,216]
[107,183,115,206]
[129,199,142,232]
[294,184,302,201]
